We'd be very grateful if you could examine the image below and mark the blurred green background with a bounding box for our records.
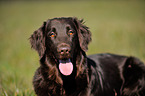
[0,0,145,96]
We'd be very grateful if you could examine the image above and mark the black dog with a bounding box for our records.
[30,17,145,96]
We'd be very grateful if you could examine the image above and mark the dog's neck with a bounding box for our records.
[40,50,89,95]
[62,50,89,95]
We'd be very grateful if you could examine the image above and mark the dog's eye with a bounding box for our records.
[50,32,56,37]
[68,30,73,35]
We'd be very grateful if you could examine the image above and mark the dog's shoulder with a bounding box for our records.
[87,53,127,66]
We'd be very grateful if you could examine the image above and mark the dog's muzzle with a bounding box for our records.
[57,43,71,60]
[57,43,73,76]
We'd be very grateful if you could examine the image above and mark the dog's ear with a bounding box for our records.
[30,21,47,58]
[73,17,91,52]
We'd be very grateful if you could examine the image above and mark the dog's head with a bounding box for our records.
[30,17,91,76]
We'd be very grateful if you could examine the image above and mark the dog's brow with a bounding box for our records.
[50,21,72,35]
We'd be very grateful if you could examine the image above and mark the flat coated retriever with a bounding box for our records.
[30,17,145,96]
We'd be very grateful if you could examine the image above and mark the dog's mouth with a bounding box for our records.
[59,59,73,76]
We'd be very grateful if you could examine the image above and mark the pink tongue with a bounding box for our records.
[59,62,73,76]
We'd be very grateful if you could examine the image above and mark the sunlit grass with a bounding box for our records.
[0,1,145,95]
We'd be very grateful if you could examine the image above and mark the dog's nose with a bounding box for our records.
[57,43,71,59]
[58,47,70,55]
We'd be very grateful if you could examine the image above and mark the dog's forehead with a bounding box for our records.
[50,20,70,29]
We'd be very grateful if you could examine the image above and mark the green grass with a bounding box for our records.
[0,1,145,95]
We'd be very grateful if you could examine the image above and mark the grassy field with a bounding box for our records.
[0,1,145,96]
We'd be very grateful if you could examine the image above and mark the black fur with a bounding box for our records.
[30,17,145,96]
